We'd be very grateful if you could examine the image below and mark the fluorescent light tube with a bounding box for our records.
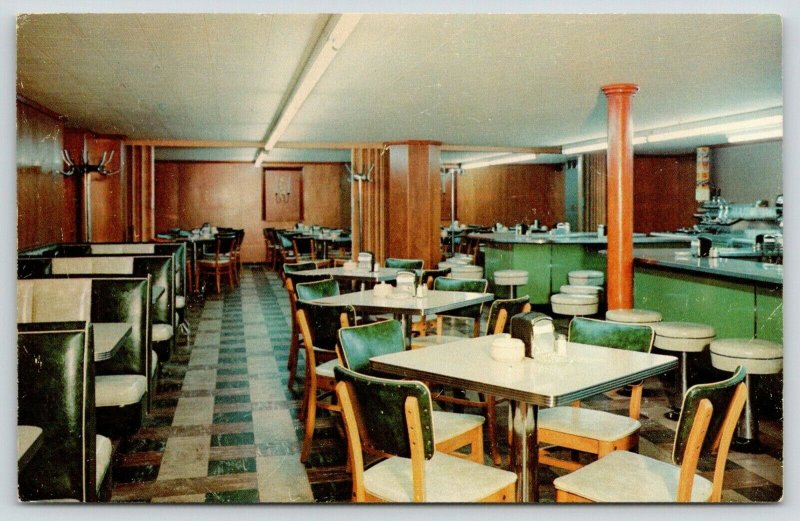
[727,128,783,143]
[647,115,783,143]
[461,153,538,170]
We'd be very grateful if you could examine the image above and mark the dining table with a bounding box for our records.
[311,288,494,347]
[300,233,352,259]
[93,322,133,362]
[156,231,215,294]
[369,334,678,502]
[300,266,403,287]
[17,425,44,470]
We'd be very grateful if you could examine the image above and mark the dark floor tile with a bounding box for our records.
[215,394,251,405]
[205,489,260,503]
[217,367,249,376]
[310,481,352,503]
[143,415,174,427]
[735,484,784,502]
[208,457,257,476]
[216,380,249,389]
[124,438,168,453]
[113,464,160,484]
[214,410,253,424]
[152,398,179,409]
[211,432,255,447]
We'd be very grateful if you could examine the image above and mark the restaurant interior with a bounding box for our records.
[14,9,786,506]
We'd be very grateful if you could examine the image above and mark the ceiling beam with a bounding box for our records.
[124,139,262,147]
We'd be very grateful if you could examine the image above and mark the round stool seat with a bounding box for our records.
[551,293,599,316]
[494,269,528,286]
[710,339,783,375]
[653,322,716,353]
[568,270,604,286]
[450,265,483,280]
[606,308,662,324]
[559,284,603,295]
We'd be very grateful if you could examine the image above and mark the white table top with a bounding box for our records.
[303,266,404,282]
[17,425,43,466]
[370,334,677,407]
[94,322,133,361]
[312,289,493,316]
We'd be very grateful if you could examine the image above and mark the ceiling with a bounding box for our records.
[16,13,783,164]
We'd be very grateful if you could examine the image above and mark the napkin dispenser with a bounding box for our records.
[396,271,416,297]
[357,252,373,271]
[510,311,555,359]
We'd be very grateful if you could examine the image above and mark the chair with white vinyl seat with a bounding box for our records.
[412,295,532,466]
[334,365,517,502]
[554,366,748,503]
[605,308,662,325]
[568,270,604,287]
[710,338,782,452]
[537,317,655,471]
[294,301,356,463]
[550,293,599,317]
[338,319,488,464]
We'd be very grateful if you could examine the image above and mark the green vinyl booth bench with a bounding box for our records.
[18,321,112,502]
[18,253,176,365]
[17,277,152,437]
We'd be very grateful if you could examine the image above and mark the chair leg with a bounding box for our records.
[300,385,318,464]
[228,264,235,290]
[287,324,300,389]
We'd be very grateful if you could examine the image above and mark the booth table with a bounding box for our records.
[93,323,133,361]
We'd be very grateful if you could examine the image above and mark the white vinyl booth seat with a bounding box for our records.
[710,339,783,375]
[90,244,155,255]
[605,308,663,324]
[95,375,147,407]
[550,293,599,316]
[152,323,174,342]
[363,451,517,503]
[552,450,713,502]
[568,270,604,286]
[96,435,112,491]
[51,256,135,275]
[175,295,186,309]
[559,284,603,295]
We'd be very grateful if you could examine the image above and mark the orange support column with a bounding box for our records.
[602,83,639,310]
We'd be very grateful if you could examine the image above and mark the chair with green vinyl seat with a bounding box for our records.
[554,366,748,502]
[537,317,655,471]
[334,365,517,502]
[412,295,532,465]
[283,264,333,389]
[431,277,489,338]
[337,320,487,464]
[384,258,424,270]
[296,278,340,301]
[295,301,356,463]
[418,266,451,289]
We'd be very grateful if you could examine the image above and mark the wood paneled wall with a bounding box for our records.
[583,153,607,231]
[154,161,350,263]
[87,137,126,242]
[126,145,155,242]
[456,163,565,227]
[351,148,389,262]
[16,99,79,249]
[633,155,697,233]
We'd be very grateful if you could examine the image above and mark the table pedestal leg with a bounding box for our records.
[510,401,539,502]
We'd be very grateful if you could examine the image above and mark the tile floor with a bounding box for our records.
[110,266,784,503]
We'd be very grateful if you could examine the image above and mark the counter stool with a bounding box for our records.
[568,270,604,287]
[494,269,528,298]
[710,338,783,453]
[605,308,662,325]
[653,321,716,420]
[550,293,599,317]
[451,264,483,280]
[559,284,603,295]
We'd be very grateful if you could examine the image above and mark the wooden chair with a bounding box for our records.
[431,277,489,338]
[413,295,532,465]
[283,267,333,390]
[554,366,748,502]
[536,317,655,471]
[231,228,245,283]
[197,233,237,293]
[334,365,517,502]
[337,319,487,464]
[292,236,317,261]
[384,258,424,270]
[295,301,356,463]
[419,267,451,289]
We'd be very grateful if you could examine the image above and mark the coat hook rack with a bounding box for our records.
[346,163,375,253]
[57,149,118,176]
